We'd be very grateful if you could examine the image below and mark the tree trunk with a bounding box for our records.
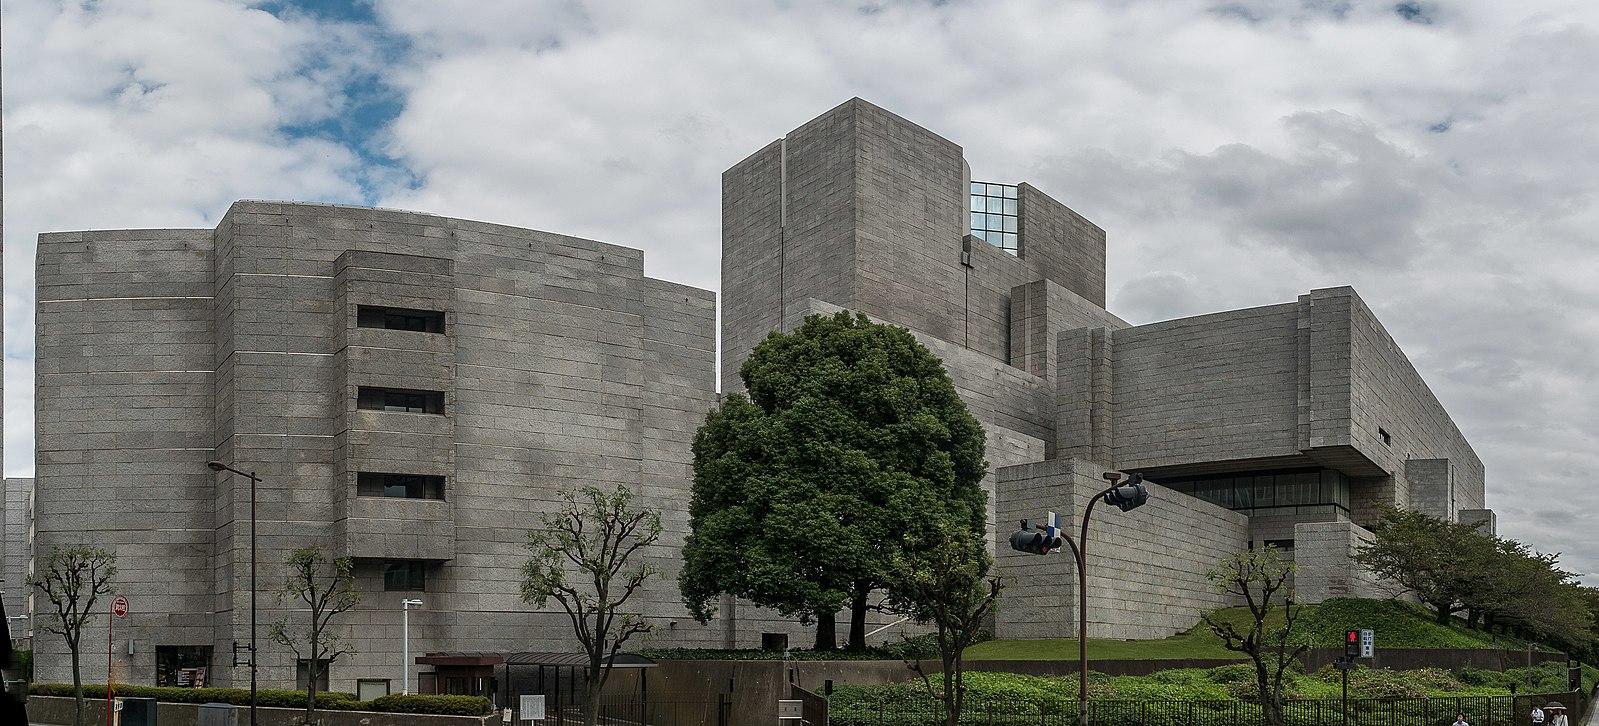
[813,610,836,651]
[847,585,869,651]
[308,629,320,723]
[584,658,603,726]
[1434,603,1453,625]
[71,645,83,726]
[1254,658,1282,726]
[943,649,961,726]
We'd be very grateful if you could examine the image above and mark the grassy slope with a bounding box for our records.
[966,598,1544,661]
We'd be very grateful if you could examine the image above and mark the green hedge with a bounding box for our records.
[367,694,493,715]
[29,683,490,716]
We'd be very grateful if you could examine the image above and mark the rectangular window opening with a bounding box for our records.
[383,559,428,591]
[1163,467,1351,514]
[357,386,445,415]
[156,645,213,687]
[357,305,445,334]
[297,659,332,691]
[357,472,445,500]
[357,679,392,701]
[1378,427,1392,446]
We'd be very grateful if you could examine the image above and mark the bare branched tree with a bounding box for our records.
[1202,546,1306,726]
[268,547,360,723]
[523,485,662,726]
[31,545,117,726]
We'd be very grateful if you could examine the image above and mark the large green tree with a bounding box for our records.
[1354,508,1498,624]
[681,311,988,650]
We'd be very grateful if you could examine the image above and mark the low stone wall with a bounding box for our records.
[25,696,494,726]
[1301,647,1566,673]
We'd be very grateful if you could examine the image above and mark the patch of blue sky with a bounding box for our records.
[262,0,417,203]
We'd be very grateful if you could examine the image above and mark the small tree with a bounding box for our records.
[884,518,1000,726]
[31,545,117,726]
[523,485,662,726]
[268,547,360,723]
[1203,547,1306,726]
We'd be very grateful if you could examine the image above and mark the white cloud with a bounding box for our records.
[3,0,378,476]
[6,0,1599,580]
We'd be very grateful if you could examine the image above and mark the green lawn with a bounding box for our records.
[966,598,1547,661]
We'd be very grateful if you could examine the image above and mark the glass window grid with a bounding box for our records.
[969,181,1019,255]
[1164,468,1350,513]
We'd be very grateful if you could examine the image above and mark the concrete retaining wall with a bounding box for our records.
[26,696,493,726]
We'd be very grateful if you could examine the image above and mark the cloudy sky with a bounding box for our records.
[4,1,1596,578]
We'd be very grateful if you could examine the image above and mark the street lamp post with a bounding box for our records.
[1009,471,1150,726]
[401,599,423,695]
[208,460,260,726]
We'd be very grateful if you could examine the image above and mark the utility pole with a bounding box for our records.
[209,461,261,726]
[402,599,423,695]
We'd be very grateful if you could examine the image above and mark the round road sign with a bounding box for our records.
[112,595,129,618]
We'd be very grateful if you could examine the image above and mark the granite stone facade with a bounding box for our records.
[2,478,31,631]
[720,99,1490,641]
[30,98,1490,689]
[34,204,722,692]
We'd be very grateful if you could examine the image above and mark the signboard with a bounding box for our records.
[777,699,804,719]
[1359,629,1374,658]
[112,595,129,618]
[519,695,546,721]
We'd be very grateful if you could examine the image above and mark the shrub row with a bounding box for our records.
[28,684,491,716]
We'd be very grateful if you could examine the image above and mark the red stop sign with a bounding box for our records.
[112,595,129,618]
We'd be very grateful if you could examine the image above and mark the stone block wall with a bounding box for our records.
[994,458,1249,641]
[34,202,725,691]
[2,477,31,627]
[720,98,1111,385]
[1292,520,1401,603]
[34,228,218,687]
[1112,302,1303,471]
[1344,290,1485,516]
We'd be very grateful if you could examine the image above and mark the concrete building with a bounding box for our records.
[720,99,1486,640]
[1,478,32,637]
[34,205,721,694]
[30,98,1489,691]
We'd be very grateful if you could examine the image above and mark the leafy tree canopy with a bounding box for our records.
[681,311,988,647]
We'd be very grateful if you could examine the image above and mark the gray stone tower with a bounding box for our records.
[721,98,1108,392]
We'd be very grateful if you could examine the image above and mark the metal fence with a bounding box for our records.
[829,692,1582,726]
[543,696,731,725]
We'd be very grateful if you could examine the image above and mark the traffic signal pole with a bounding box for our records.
[1009,471,1150,726]
[1074,493,1102,726]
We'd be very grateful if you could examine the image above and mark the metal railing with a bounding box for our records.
[829,691,1583,726]
[537,695,731,725]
